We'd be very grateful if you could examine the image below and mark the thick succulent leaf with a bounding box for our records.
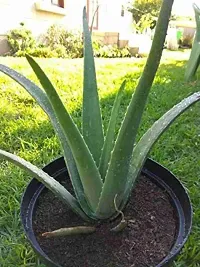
[82,7,104,166]
[99,80,126,179]
[121,91,200,209]
[96,0,174,218]
[0,149,89,221]
[26,55,103,211]
[185,4,200,81]
[0,64,94,217]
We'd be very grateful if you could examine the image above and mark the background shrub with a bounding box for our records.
[7,23,131,58]
[93,44,131,58]
[29,47,58,58]
[41,24,83,58]
[7,23,36,55]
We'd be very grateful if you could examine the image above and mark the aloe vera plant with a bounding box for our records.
[0,0,200,235]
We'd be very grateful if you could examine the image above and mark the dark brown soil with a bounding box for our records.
[33,176,177,267]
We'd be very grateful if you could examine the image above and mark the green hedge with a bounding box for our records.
[6,24,131,58]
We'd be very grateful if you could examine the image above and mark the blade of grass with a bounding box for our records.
[26,55,103,212]
[83,7,104,166]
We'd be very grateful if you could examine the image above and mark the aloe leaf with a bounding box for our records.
[99,80,126,179]
[96,0,174,218]
[0,149,89,221]
[83,7,104,165]
[26,55,103,211]
[42,226,96,238]
[121,91,200,209]
[0,64,94,217]
[89,5,99,34]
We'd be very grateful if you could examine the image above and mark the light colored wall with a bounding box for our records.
[0,0,132,54]
[97,0,132,38]
[0,0,132,34]
[93,32,119,45]
[0,35,9,54]
[0,0,84,54]
[0,0,84,36]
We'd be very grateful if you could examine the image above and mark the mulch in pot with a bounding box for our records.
[33,175,177,267]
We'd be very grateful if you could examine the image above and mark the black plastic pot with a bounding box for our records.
[20,157,192,267]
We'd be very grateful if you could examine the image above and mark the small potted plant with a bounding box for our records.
[0,1,199,266]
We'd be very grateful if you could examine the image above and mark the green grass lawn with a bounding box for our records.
[0,50,199,267]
